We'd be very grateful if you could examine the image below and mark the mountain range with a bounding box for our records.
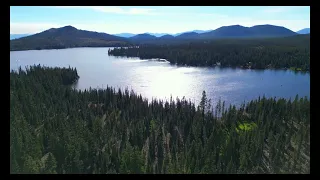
[197,25,297,38]
[113,30,211,38]
[127,24,299,43]
[12,26,310,40]
[10,24,309,51]
[10,34,31,40]
[296,28,310,34]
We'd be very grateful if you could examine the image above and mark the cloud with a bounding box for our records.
[262,6,307,14]
[53,6,229,17]
[10,22,63,34]
[54,6,156,15]
[197,13,229,18]
[262,7,288,13]
[10,22,131,34]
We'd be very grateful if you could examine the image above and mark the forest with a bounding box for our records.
[10,38,129,51]
[10,65,310,174]
[108,35,310,71]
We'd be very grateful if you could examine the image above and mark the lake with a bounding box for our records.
[10,47,310,108]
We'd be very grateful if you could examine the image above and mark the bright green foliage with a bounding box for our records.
[10,65,310,174]
[236,122,257,133]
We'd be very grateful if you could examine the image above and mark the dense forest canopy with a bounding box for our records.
[10,65,310,174]
[108,35,310,71]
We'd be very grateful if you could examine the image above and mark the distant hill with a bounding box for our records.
[129,33,157,43]
[147,33,168,37]
[119,24,300,45]
[10,25,130,51]
[249,25,297,37]
[113,33,136,38]
[113,24,298,42]
[130,33,157,39]
[174,30,211,36]
[159,34,175,39]
[10,34,31,40]
[114,30,209,38]
[199,24,297,39]
[115,32,168,38]
[201,25,252,38]
[176,32,199,39]
[11,24,302,51]
[296,28,310,34]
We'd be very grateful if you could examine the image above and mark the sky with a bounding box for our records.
[10,6,310,34]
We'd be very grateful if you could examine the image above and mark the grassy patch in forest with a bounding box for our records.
[236,122,257,133]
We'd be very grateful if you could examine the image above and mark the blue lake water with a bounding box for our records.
[10,47,310,107]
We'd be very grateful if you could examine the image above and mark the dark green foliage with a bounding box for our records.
[10,65,310,174]
[108,35,310,71]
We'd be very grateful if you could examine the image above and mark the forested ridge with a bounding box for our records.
[10,66,310,174]
[108,35,310,71]
[10,26,130,51]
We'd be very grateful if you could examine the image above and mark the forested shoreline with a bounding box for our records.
[10,42,129,52]
[10,65,310,174]
[108,36,310,72]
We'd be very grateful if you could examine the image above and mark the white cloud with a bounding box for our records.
[262,6,308,14]
[54,6,156,15]
[197,13,229,18]
[262,7,288,13]
[53,6,230,17]
[10,22,135,34]
[10,22,63,34]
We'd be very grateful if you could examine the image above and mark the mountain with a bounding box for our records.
[296,28,310,34]
[10,25,129,51]
[114,30,211,38]
[147,33,169,37]
[200,24,297,39]
[174,30,211,36]
[130,33,157,39]
[114,25,295,41]
[176,32,199,39]
[10,34,31,40]
[128,25,299,45]
[10,24,301,51]
[114,32,168,38]
[113,33,136,38]
[158,34,175,39]
[129,33,157,43]
[249,25,297,37]
[202,25,252,38]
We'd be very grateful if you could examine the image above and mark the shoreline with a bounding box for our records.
[11,47,309,73]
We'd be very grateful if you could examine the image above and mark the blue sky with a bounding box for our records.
[10,6,310,34]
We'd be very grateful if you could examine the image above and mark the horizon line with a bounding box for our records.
[10,24,310,36]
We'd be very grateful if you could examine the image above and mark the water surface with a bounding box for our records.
[10,47,310,107]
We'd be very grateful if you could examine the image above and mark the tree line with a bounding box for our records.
[10,65,310,174]
[108,37,310,71]
[10,38,129,51]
